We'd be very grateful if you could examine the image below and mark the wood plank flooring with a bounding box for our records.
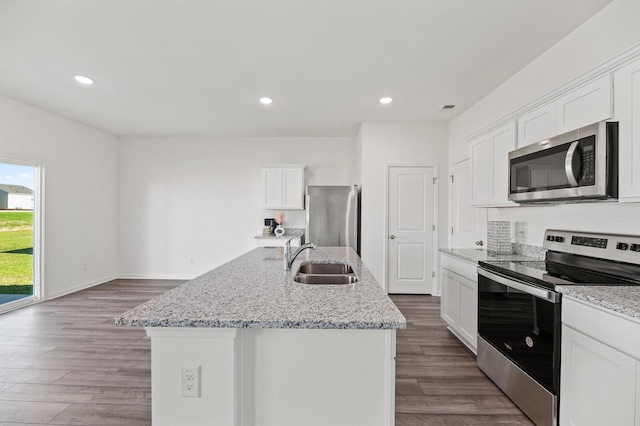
[0,279,182,426]
[0,282,533,425]
[391,294,535,426]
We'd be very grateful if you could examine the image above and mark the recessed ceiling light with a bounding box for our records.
[260,97,273,105]
[74,75,94,85]
[379,97,393,105]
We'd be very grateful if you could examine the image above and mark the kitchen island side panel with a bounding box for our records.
[147,327,396,426]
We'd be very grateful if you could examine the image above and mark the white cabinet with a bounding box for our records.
[615,58,640,202]
[470,122,516,207]
[556,74,612,134]
[262,165,305,210]
[560,297,640,426]
[517,103,556,148]
[439,253,477,353]
[470,136,490,205]
[516,75,612,148]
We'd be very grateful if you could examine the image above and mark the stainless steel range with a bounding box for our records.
[477,229,640,426]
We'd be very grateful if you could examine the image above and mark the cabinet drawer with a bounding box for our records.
[562,297,640,359]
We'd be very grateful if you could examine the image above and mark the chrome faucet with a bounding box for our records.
[284,238,317,270]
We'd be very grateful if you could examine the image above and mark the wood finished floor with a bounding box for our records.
[391,294,534,426]
[0,282,533,425]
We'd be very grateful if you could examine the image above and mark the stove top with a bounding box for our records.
[479,229,640,291]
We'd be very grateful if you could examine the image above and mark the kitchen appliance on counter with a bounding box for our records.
[305,185,359,254]
[508,121,618,204]
[477,229,640,426]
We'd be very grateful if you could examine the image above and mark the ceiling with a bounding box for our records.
[0,0,614,137]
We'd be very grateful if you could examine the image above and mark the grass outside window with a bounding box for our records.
[0,211,33,295]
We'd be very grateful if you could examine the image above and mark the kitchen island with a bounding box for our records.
[116,247,406,426]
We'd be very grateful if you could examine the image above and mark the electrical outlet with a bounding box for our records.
[180,365,200,397]
[82,263,88,272]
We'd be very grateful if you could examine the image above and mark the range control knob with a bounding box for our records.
[555,236,565,243]
[630,244,640,252]
[616,242,629,251]
[547,235,555,242]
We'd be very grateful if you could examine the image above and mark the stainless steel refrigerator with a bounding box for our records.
[305,185,359,253]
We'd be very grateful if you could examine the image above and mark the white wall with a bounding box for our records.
[118,136,356,279]
[360,122,449,285]
[0,94,119,299]
[449,0,640,246]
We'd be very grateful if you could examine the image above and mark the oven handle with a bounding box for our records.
[478,267,560,303]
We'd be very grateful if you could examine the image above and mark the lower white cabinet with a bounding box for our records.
[440,253,477,353]
[560,297,640,426]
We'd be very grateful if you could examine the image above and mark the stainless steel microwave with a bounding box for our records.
[508,121,618,204]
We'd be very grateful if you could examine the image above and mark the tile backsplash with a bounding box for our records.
[487,221,512,255]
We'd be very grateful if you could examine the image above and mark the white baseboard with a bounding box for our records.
[117,273,194,280]
[46,274,118,300]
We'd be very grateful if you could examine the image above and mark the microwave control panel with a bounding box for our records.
[578,136,596,186]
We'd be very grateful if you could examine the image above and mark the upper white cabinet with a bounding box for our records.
[262,165,305,210]
[615,57,640,202]
[470,122,517,207]
[556,74,612,134]
[517,103,556,148]
[470,135,490,205]
[516,75,613,148]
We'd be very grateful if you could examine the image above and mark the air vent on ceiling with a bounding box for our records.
[442,104,456,110]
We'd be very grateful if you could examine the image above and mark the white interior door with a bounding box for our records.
[451,158,487,248]
[387,166,436,294]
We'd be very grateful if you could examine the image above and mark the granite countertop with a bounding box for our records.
[115,247,406,330]
[557,285,640,322]
[255,227,304,240]
[439,248,542,264]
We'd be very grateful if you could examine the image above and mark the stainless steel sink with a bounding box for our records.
[294,262,358,285]
[297,262,354,275]
[294,274,358,285]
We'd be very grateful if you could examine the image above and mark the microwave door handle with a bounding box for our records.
[564,141,580,187]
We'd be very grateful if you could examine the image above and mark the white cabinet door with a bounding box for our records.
[439,254,478,353]
[560,326,637,426]
[489,122,516,205]
[262,168,284,209]
[556,74,612,134]
[637,363,640,426]
[470,122,516,207]
[282,168,304,209]
[262,166,305,210]
[440,268,459,328]
[458,276,477,349]
[517,103,556,148]
[615,58,640,202]
[470,136,490,206]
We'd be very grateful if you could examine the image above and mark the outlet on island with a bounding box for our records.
[180,365,201,397]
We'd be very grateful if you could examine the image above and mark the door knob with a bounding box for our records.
[390,235,395,239]
[476,240,484,246]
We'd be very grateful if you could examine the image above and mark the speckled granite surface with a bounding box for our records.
[116,247,406,330]
[439,248,542,264]
[255,228,304,240]
[557,286,640,322]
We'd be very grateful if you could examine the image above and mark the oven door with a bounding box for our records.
[477,267,561,394]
